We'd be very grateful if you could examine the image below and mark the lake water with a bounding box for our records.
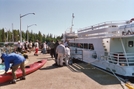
[0,64,5,70]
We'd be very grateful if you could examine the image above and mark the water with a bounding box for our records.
[0,64,5,70]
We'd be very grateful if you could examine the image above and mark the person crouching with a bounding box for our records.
[1,53,28,84]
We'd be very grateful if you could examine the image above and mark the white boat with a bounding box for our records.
[63,18,134,78]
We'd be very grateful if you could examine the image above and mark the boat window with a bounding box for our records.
[77,43,80,48]
[126,25,131,28]
[68,43,71,46]
[72,43,74,47]
[84,43,88,49]
[75,43,78,47]
[69,43,73,47]
[70,43,74,47]
[69,43,72,46]
[128,41,133,47]
[73,43,75,47]
[80,43,83,48]
[89,44,94,50]
[74,43,77,47]
[119,26,125,29]
[110,25,117,27]
[131,24,134,27]
[77,43,83,48]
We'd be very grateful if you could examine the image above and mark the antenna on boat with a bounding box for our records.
[70,13,74,33]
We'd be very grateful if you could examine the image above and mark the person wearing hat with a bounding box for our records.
[1,53,28,84]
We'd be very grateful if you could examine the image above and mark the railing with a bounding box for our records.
[65,33,78,38]
[77,26,134,39]
[70,49,83,61]
[0,46,16,56]
[103,52,134,66]
[77,22,134,39]
[78,20,127,32]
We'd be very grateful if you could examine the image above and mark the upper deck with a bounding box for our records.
[76,20,134,39]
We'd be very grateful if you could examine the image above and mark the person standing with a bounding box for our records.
[32,41,35,51]
[24,41,29,52]
[42,41,47,54]
[1,53,28,84]
[49,40,55,58]
[65,46,70,66]
[56,41,66,66]
[17,41,23,53]
[28,41,33,53]
[34,40,39,56]
[54,40,59,65]
[64,39,68,47]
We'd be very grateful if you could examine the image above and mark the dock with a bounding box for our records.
[0,52,126,89]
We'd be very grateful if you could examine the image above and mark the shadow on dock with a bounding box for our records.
[67,59,121,85]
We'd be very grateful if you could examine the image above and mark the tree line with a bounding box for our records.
[0,28,63,43]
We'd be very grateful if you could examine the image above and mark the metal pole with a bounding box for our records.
[27,26,28,41]
[19,13,35,42]
[20,14,22,42]
[5,28,8,42]
[70,13,74,33]
[12,23,14,42]
[7,29,8,42]
[27,24,36,41]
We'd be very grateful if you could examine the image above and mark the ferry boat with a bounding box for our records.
[63,18,134,78]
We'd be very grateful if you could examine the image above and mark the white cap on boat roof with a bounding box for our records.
[18,41,20,43]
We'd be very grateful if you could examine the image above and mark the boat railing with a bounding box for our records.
[108,23,134,36]
[0,46,16,56]
[70,49,83,61]
[64,30,78,38]
[78,24,134,39]
[104,52,134,66]
[78,20,127,33]
[65,30,75,33]
[65,33,78,37]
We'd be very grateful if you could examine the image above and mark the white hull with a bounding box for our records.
[64,19,134,77]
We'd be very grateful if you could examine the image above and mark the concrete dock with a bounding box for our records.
[0,52,125,89]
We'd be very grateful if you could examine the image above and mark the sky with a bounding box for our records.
[0,0,134,37]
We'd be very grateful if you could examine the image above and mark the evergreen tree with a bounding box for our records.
[38,31,42,42]
[1,28,6,42]
[0,28,62,42]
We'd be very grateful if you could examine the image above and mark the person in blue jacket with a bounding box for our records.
[1,53,28,84]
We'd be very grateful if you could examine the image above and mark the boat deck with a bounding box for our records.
[0,51,127,89]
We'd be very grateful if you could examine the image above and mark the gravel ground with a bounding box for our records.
[0,52,125,89]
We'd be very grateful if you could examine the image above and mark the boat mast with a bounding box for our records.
[70,13,74,33]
